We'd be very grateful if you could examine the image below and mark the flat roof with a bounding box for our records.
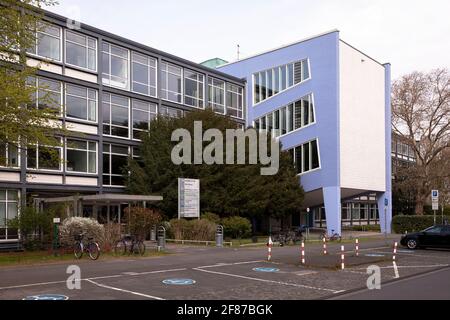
[39,194,163,203]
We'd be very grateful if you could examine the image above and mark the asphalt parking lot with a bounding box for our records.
[1,236,449,300]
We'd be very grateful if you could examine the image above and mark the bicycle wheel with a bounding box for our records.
[114,240,127,255]
[74,242,83,259]
[88,242,100,260]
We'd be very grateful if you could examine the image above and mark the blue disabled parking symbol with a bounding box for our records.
[253,267,280,273]
[23,294,69,300]
[162,278,196,285]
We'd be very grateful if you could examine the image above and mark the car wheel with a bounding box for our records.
[407,239,418,250]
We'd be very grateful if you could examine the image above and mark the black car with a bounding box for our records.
[400,225,450,249]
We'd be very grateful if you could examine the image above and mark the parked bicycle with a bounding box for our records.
[74,232,101,260]
[272,227,304,246]
[320,229,342,242]
[114,234,146,256]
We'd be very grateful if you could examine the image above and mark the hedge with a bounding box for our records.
[392,215,450,234]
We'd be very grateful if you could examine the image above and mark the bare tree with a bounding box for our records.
[392,68,450,215]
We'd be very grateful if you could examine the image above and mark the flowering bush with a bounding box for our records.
[59,217,105,247]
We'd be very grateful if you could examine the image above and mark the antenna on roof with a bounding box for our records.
[237,44,240,61]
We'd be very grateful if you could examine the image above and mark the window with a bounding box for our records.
[27,77,62,114]
[159,106,183,118]
[0,143,19,168]
[0,190,19,241]
[290,139,320,174]
[66,139,97,174]
[103,144,128,186]
[65,84,97,122]
[253,59,310,104]
[65,30,97,71]
[255,94,315,137]
[226,83,244,118]
[184,69,204,108]
[28,22,61,61]
[208,77,225,114]
[132,52,157,97]
[27,140,62,171]
[102,93,129,138]
[132,100,157,140]
[102,42,129,89]
[161,62,182,103]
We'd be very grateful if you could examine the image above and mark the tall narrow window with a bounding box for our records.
[102,93,129,138]
[184,69,204,108]
[103,144,128,186]
[273,69,280,95]
[208,77,225,114]
[132,52,157,97]
[280,66,287,91]
[254,73,260,104]
[260,72,266,101]
[0,190,19,241]
[280,107,287,135]
[102,42,129,89]
[161,62,182,103]
[295,146,302,174]
[226,83,244,118]
[273,110,280,137]
[303,141,310,172]
[287,63,294,87]
[303,98,310,127]
[65,84,97,122]
[65,30,97,71]
[132,100,157,140]
[294,101,302,130]
[311,140,319,169]
[0,143,19,168]
[28,22,61,61]
[267,70,273,98]
[66,139,97,174]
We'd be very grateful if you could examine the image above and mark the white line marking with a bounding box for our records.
[294,271,317,276]
[196,261,263,269]
[192,267,341,293]
[0,268,187,291]
[349,264,449,271]
[85,279,164,300]
[373,251,450,259]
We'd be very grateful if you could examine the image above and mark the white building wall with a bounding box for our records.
[339,41,386,192]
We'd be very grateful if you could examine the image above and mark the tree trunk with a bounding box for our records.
[415,194,425,215]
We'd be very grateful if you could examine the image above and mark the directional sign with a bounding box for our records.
[253,267,280,273]
[23,294,68,300]
[162,278,196,285]
[178,178,200,219]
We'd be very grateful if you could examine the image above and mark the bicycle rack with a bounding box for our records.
[157,226,166,251]
[216,225,224,247]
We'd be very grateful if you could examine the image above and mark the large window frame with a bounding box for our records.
[26,138,63,172]
[65,139,97,174]
[132,99,157,140]
[208,77,225,114]
[184,69,204,109]
[102,93,130,139]
[226,83,244,119]
[27,22,62,62]
[160,61,183,103]
[253,59,310,105]
[65,83,98,123]
[0,143,19,168]
[27,76,63,116]
[159,106,184,119]
[102,42,130,90]
[0,190,19,241]
[131,52,157,97]
[103,144,129,187]
[289,139,321,175]
[64,29,97,72]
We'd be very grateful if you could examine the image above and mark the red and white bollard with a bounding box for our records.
[393,241,398,261]
[355,238,359,257]
[301,241,305,265]
[267,236,273,261]
[341,245,345,270]
[322,237,327,255]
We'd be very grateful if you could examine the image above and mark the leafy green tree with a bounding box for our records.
[126,109,304,223]
[1,0,63,163]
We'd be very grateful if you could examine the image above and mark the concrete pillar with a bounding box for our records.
[323,186,341,236]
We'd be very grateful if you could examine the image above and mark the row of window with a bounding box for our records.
[27,23,244,118]
[392,140,415,161]
[287,139,320,174]
[27,77,186,140]
[314,203,379,222]
[253,59,310,104]
[253,94,315,137]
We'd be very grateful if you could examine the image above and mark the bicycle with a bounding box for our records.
[320,229,342,242]
[74,233,101,260]
[114,234,146,256]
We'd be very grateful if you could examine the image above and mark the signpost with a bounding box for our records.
[178,178,200,219]
[384,198,388,240]
[431,190,439,225]
[53,217,61,256]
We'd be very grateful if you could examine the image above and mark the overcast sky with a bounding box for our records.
[48,0,450,79]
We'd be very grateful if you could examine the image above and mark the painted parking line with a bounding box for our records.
[348,264,449,271]
[85,279,164,300]
[196,260,264,269]
[193,267,343,294]
[0,268,187,291]
[372,251,450,259]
